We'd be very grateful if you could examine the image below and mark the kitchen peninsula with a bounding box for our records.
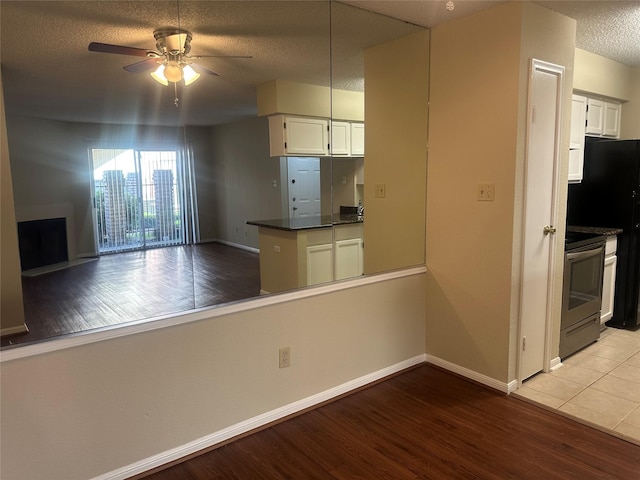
[247,215,364,294]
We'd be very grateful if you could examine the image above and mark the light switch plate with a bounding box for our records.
[477,183,495,201]
[375,184,386,198]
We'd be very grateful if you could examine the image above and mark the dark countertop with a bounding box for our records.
[567,226,623,237]
[247,214,363,232]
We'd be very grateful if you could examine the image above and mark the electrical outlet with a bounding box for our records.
[274,245,281,253]
[375,184,386,198]
[477,183,495,201]
[279,347,290,368]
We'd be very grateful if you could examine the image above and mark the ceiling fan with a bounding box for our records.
[88,28,251,86]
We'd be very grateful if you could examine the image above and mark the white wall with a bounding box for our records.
[0,272,426,479]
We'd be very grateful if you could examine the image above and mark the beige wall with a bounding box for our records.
[363,30,429,274]
[209,117,282,247]
[621,67,640,139]
[0,71,27,335]
[256,79,365,122]
[517,2,576,375]
[426,2,576,382]
[573,48,633,101]
[0,273,426,479]
[427,2,521,383]
[573,48,639,139]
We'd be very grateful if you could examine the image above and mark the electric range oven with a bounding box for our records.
[560,232,606,359]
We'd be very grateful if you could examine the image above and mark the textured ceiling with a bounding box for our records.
[345,1,640,67]
[537,1,640,67]
[1,1,637,127]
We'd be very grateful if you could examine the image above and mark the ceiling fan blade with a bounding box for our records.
[123,59,159,73]
[89,42,153,57]
[189,63,220,77]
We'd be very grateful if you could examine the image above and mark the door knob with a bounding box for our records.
[543,225,556,235]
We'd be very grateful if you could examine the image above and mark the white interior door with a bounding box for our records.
[287,157,321,218]
[519,60,563,382]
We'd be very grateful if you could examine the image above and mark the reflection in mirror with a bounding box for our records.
[1,1,426,348]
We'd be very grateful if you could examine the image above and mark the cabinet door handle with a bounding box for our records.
[543,226,556,235]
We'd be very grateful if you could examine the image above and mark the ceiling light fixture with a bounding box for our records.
[150,64,169,85]
[150,60,200,86]
[182,65,201,85]
[446,0,455,11]
[149,29,200,86]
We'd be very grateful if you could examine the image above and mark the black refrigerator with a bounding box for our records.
[567,138,640,330]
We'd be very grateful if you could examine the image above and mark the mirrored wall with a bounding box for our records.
[1,1,426,348]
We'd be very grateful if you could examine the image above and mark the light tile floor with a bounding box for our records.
[514,326,640,446]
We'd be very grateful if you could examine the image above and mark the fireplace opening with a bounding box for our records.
[18,217,69,271]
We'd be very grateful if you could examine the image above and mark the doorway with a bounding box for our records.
[90,147,191,254]
[518,59,564,382]
[287,157,321,219]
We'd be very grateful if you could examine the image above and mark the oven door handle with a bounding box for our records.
[566,244,604,262]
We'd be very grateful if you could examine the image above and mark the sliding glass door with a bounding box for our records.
[90,147,191,254]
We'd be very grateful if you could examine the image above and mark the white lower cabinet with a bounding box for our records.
[334,238,363,280]
[306,244,333,286]
[601,236,617,324]
[306,223,363,284]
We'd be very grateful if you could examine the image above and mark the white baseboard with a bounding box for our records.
[92,354,427,480]
[214,239,259,254]
[425,354,517,394]
[549,356,563,371]
[0,324,29,337]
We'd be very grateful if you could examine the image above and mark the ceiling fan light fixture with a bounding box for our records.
[150,64,169,85]
[164,61,183,82]
[166,33,187,54]
[183,65,200,85]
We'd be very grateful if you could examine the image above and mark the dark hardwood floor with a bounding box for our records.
[142,364,640,480]
[2,243,260,347]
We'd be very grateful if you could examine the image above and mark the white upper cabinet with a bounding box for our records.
[603,102,621,137]
[585,97,620,138]
[351,123,365,156]
[331,121,364,157]
[569,94,587,183]
[268,115,329,157]
[331,121,351,156]
[585,98,604,135]
[268,115,364,157]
